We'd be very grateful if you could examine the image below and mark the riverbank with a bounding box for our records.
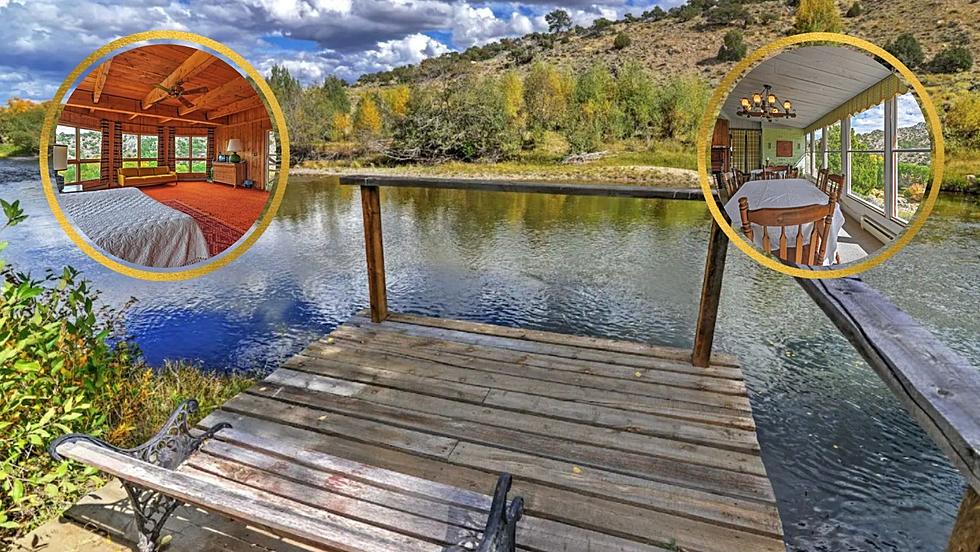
[293,162,700,187]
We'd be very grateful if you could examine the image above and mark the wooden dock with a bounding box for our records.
[194,311,785,552]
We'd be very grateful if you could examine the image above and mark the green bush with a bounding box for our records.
[0,202,254,545]
[718,30,748,61]
[613,32,632,50]
[930,45,973,73]
[794,0,843,32]
[845,1,863,16]
[388,76,521,163]
[884,33,924,68]
[653,74,711,142]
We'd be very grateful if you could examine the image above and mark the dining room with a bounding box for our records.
[710,45,932,266]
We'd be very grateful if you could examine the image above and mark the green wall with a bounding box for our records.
[761,126,805,166]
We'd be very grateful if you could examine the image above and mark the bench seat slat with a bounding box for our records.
[55,441,446,552]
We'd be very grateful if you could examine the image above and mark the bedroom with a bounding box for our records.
[50,43,279,268]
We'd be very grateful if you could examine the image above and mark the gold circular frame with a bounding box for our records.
[39,31,291,281]
[696,32,944,279]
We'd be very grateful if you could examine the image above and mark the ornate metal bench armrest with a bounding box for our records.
[476,473,525,552]
[48,399,230,552]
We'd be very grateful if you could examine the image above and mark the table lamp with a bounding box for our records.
[52,144,68,190]
[226,139,242,163]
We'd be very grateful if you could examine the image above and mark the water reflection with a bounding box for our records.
[2,157,977,551]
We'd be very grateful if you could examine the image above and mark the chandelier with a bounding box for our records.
[737,84,796,121]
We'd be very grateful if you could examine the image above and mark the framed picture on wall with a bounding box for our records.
[776,140,794,157]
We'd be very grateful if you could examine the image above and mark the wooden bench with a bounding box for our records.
[49,400,524,552]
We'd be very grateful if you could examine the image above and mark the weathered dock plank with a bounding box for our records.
[193,312,784,552]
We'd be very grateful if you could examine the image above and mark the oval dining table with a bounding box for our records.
[723,178,845,266]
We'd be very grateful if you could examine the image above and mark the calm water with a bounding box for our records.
[3,157,977,551]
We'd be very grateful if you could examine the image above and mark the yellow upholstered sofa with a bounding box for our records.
[117,166,178,188]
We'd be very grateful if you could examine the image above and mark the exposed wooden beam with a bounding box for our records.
[142,50,217,110]
[66,92,221,126]
[160,117,174,124]
[128,112,140,120]
[206,96,264,120]
[92,59,112,103]
[178,79,250,116]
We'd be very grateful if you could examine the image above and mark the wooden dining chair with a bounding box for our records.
[738,191,839,265]
[715,171,739,199]
[825,174,843,197]
[816,168,829,192]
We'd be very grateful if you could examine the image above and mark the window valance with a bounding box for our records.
[804,74,908,133]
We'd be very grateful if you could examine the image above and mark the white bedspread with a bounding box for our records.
[724,178,844,265]
[59,188,209,268]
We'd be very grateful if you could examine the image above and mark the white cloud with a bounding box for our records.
[0,0,671,99]
[450,5,542,48]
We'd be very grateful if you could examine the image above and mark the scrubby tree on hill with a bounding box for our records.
[930,45,973,73]
[717,30,747,62]
[545,9,573,33]
[613,32,632,49]
[884,33,924,68]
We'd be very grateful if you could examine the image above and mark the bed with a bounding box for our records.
[59,187,209,268]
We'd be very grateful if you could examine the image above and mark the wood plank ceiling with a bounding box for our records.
[66,44,266,128]
[722,45,895,129]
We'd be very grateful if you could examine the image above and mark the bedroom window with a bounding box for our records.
[55,124,101,183]
[175,135,208,173]
[122,133,158,168]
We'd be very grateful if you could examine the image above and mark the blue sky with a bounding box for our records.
[0,0,676,102]
[850,94,925,135]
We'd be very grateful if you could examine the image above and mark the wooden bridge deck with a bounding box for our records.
[196,312,785,552]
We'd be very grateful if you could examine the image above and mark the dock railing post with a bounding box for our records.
[692,218,729,368]
[947,486,980,552]
[360,185,388,323]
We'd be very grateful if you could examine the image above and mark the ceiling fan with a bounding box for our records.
[151,81,209,108]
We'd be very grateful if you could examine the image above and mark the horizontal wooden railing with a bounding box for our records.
[339,175,727,369]
[341,174,979,548]
[796,273,980,549]
[339,175,710,200]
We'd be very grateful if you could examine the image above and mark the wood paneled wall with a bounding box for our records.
[213,106,273,189]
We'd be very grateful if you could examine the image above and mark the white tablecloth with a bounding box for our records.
[724,178,844,265]
[60,188,209,268]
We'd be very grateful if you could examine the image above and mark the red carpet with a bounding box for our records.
[160,200,244,256]
[142,181,270,233]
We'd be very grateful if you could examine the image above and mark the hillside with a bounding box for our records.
[355,0,980,92]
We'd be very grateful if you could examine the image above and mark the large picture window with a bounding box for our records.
[55,125,101,183]
[894,93,930,221]
[807,91,930,224]
[122,133,158,168]
[175,135,208,173]
[848,103,886,210]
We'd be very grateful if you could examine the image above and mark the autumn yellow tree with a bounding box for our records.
[500,70,524,124]
[523,62,573,134]
[353,95,383,141]
[383,85,411,119]
[795,0,843,32]
[330,112,352,142]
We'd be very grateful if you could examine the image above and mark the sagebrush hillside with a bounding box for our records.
[356,0,979,93]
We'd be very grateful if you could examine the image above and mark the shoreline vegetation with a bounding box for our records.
[0,201,255,546]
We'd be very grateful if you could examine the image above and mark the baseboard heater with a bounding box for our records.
[860,215,896,243]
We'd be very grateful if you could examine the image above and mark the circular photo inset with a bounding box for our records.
[699,35,941,277]
[42,35,287,278]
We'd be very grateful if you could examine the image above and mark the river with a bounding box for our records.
[2,157,977,551]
